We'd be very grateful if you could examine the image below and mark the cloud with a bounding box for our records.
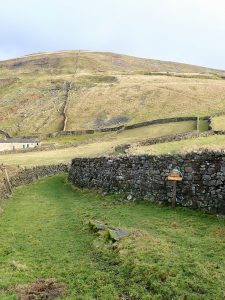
[0,0,224,69]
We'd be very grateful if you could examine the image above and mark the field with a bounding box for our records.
[0,121,197,166]
[0,174,225,299]
[212,115,225,131]
[42,132,109,145]
[0,51,225,136]
[129,135,225,155]
[66,74,225,131]
[0,144,106,166]
[199,119,209,131]
[113,120,196,141]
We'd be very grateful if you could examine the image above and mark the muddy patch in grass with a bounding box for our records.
[15,279,66,300]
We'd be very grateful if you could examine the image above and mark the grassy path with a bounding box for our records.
[0,175,122,299]
[0,175,225,299]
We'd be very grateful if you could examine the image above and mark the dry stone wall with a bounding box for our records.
[69,152,225,214]
[49,116,198,138]
[123,116,197,130]
[139,131,199,146]
[49,125,125,138]
[138,130,215,147]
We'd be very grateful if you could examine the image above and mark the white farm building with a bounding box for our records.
[0,137,39,152]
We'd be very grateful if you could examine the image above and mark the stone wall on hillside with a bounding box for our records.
[138,131,199,146]
[138,130,215,147]
[123,116,197,130]
[49,116,198,138]
[69,152,225,214]
[49,125,125,138]
[0,164,69,203]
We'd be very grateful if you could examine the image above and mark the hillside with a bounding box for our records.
[0,50,225,136]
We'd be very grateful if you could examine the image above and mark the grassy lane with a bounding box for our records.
[0,175,225,299]
[0,175,123,299]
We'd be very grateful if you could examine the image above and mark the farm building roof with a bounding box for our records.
[0,137,38,143]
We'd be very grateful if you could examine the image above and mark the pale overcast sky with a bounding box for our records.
[0,0,225,69]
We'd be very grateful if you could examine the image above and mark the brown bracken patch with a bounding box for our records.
[15,279,65,300]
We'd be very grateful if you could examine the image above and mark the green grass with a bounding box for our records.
[199,119,209,132]
[130,135,225,155]
[0,174,225,299]
[116,120,196,142]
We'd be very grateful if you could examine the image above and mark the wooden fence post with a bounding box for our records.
[172,181,177,208]
[2,166,12,194]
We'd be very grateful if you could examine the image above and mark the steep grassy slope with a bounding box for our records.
[0,50,225,135]
[66,75,225,130]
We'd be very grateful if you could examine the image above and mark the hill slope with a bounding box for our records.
[0,50,225,136]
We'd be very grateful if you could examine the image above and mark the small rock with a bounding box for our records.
[127,194,132,201]
[107,228,130,241]
[184,166,192,173]
[88,220,108,232]
[116,175,124,181]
